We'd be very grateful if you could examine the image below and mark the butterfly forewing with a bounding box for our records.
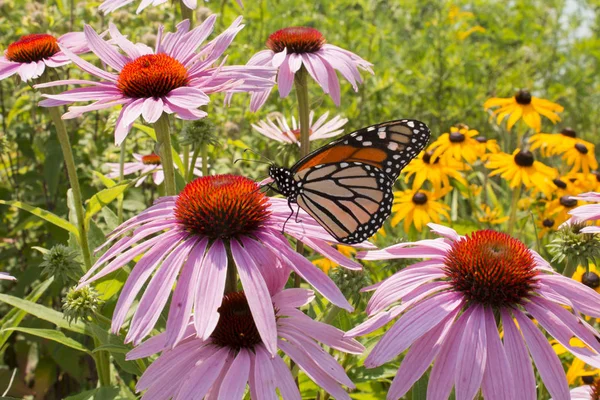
[292,119,430,181]
[270,119,430,244]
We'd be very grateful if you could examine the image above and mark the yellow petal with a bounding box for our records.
[506,105,523,130]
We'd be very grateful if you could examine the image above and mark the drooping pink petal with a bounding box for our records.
[194,240,228,340]
[251,345,278,399]
[454,305,487,400]
[277,56,295,98]
[427,308,471,400]
[271,354,301,400]
[513,309,570,400]
[141,97,164,123]
[165,238,209,348]
[230,240,278,356]
[387,309,459,400]
[84,25,127,71]
[126,324,196,360]
[365,291,463,367]
[539,274,600,318]
[173,346,231,400]
[500,309,536,400]
[218,348,250,400]
[480,307,515,400]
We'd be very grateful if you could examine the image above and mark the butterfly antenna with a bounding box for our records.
[243,148,275,164]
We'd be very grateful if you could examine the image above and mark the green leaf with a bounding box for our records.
[0,293,90,336]
[0,277,54,349]
[93,171,117,189]
[64,387,121,400]
[2,327,91,354]
[0,200,79,239]
[85,182,130,223]
[92,344,129,354]
[88,324,141,375]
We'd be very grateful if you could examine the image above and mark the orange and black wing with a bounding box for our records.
[291,119,430,181]
[294,162,393,244]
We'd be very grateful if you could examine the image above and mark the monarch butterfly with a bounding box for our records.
[268,119,431,244]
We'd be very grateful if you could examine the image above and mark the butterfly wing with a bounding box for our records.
[291,119,431,181]
[294,162,394,244]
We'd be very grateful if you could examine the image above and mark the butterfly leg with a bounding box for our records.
[281,199,295,235]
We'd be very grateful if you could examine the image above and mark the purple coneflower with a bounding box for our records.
[80,174,368,351]
[0,32,88,81]
[247,26,373,107]
[0,272,15,281]
[104,152,202,187]
[252,110,347,145]
[126,287,363,400]
[35,16,275,145]
[348,223,600,400]
[565,192,600,231]
[99,0,243,14]
[552,377,599,400]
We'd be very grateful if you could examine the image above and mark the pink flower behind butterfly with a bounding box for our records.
[99,0,243,14]
[246,26,373,108]
[349,223,600,400]
[79,174,371,350]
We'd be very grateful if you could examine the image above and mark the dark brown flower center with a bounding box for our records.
[515,90,532,105]
[117,54,189,99]
[594,171,600,183]
[412,192,428,205]
[513,150,534,167]
[542,218,555,228]
[582,272,600,289]
[422,151,439,164]
[583,376,595,385]
[561,127,577,138]
[210,292,263,350]
[559,196,578,208]
[575,143,589,155]
[444,230,538,308]
[552,178,567,189]
[6,34,60,63]
[592,378,600,400]
[141,153,161,165]
[174,175,270,240]
[449,132,465,143]
[266,27,325,54]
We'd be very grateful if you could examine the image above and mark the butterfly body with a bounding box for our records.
[269,119,430,244]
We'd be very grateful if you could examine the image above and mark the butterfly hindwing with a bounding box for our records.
[291,119,430,181]
[294,162,394,244]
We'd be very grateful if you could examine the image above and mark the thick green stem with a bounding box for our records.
[201,143,209,176]
[180,0,194,23]
[225,244,237,293]
[187,145,201,182]
[562,260,577,278]
[154,114,177,196]
[506,184,522,236]
[293,67,311,289]
[47,107,93,271]
[93,337,111,386]
[117,137,127,224]
[182,144,190,179]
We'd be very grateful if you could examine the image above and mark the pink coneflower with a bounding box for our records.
[126,287,363,400]
[99,0,243,14]
[79,174,368,351]
[565,192,600,231]
[552,378,599,400]
[104,152,202,187]
[0,32,88,81]
[35,16,275,145]
[252,110,347,145]
[247,26,373,107]
[348,223,600,400]
[0,272,15,281]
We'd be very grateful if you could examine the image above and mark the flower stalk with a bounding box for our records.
[117,137,127,224]
[46,105,93,271]
[293,66,311,287]
[154,114,177,196]
[506,184,522,236]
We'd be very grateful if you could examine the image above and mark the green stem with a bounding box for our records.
[182,144,190,180]
[187,145,201,182]
[117,137,127,224]
[225,244,237,293]
[180,0,194,23]
[93,337,111,386]
[506,184,522,236]
[154,114,177,196]
[294,66,311,159]
[47,106,93,271]
[562,260,577,278]
[201,143,209,176]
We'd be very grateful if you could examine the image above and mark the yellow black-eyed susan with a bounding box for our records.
[391,187,451,232]
[403,150,468,191]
